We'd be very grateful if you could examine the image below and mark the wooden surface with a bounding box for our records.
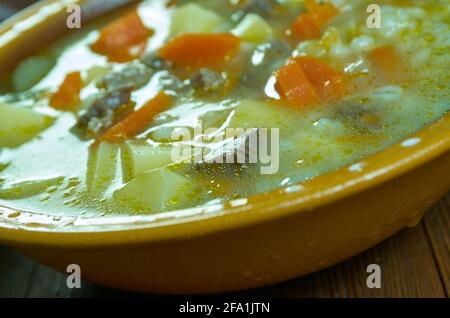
[0,194,448,298]
[0,1,449,298]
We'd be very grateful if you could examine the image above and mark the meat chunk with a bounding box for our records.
[241,0,278,17]
[335,99,383,132]
[75,89,133,138]
[189,68,228,94]
[97,62,153,92]
[140,52,172,71]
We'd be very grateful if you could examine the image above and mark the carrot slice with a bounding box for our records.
[291,14,322,40]
[293,56,346,100]
[274,61,319,108]
[368,45,405,83]
[274,56,347,108]
[91,10,153,63]
[50,72,83,110]
[291,0,339,40]
[159,33,240,68]
[97,92,172,143]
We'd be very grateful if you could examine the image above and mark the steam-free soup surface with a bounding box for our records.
[0,0,449,217]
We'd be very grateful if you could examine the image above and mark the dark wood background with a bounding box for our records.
[0,0,448,298]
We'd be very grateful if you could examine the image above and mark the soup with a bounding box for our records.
[0,0,448,217]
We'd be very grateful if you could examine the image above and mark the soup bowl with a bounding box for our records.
[0,0,449,294]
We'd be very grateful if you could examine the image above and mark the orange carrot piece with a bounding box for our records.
[293,56,346,100]
[91,10,153,63]
[274,61,319,108]
[368,45,405,83]
[50,72,83,110]
[97,92,172,143]
[159,33,240,68]
[291,13,322,40]
[291,0,338,40]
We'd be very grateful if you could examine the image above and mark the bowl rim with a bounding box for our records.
[0,0,449,248]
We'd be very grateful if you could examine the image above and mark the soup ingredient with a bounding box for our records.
[274,56,346,108]
[97,92,172,143]
[170,3,223,36]
[114,167,198,211]
[0,102,52,147]
[91,10,153,62]
[189,68,229,94]
[158,33,241,68]
[242,0,277,17]
[293,56,346,101]
[368,45,405,84]
[230,100,287,129]
[50,72,83,110]
[12,56,54,92]
[291,0,338,40]
[97,62,153,92]
[87,142,121,192]
[123,142,175,178]
[76,89,133,138]
[274,60,319,107]
[232,13,272,43]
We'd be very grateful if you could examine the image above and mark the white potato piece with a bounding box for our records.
[0,103,52,147]
[114,167,198,212]
[86,142,121,193]
[232,14,273,43]
[12,56,54,92]
[123,142,175,178]
[170,3,223,36]
[0,176,64,199]
[229,100,294,129]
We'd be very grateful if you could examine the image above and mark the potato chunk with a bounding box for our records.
[86,142,121,193]
[170,3,223,36]
[232,14,273,43]
[0,103,52,147]
[114,167,198,212]
[230,100,293,129]
[123,142,174,178]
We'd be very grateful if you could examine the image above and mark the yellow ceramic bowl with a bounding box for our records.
[0,0,449,294]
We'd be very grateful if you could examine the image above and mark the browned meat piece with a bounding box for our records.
[241,0,278,17]
[74,89,133,139]
[189,69,228,94]
[335,99,383,132]
[97,62,153,92]
[140,52,172,71]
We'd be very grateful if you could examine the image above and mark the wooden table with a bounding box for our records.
[0,1,449,298]
[0,194,448,298]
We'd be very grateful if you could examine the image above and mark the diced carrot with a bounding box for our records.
[293,56,347,100]
[159,33,240,68]
[291,0,339,40]
[291,14,322,40]
[367,45,404,83]
[91,10,153,63]
[274,60,319,108]
[50,72,83,110]
[97,92,172,143]
[274,56,347,108]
